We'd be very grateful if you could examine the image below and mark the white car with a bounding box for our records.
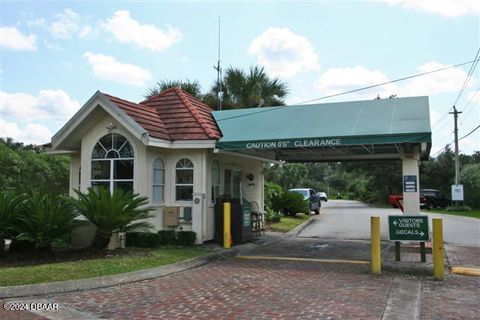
[317,192,328,202]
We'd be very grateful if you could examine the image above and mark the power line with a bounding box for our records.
[452,48,480,107]
[460,86,480,120]
[217,58,480,122]
[459,124,480,141]
[297,58,480,105]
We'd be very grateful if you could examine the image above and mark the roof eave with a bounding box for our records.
[51,91,149,150]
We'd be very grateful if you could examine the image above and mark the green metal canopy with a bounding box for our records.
[212,96,432,162]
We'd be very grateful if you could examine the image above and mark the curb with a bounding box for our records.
[287,216,316,237]
[0,243,257,299]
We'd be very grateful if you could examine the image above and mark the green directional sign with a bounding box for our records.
[388,216,429,241]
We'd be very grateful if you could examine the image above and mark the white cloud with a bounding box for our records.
[50,8,80,39]
[381,0,479,18]
[314,61,474,100]
[0,119,52,145]
[0,90,80,121]
[0,26,37,51]
[78,25,93,39]
[49,8,94,40]
[103,10,181,52]
[430,110,441,126]
[248,27,319,78]
[399,61,473,96]
[83,52,152,87]
[315,66,398,99]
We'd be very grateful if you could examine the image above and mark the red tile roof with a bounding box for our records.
[102,88,221,141]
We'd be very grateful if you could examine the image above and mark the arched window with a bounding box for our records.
[152,158,165,203]
[211,160,220,203]
[175,158,194,201]
[91,133,134,194]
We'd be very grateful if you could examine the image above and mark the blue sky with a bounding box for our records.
[1,0,479,155]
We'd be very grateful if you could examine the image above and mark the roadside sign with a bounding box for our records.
[451,184,464,201]
[388,216,429,241]
[403,175,417,192]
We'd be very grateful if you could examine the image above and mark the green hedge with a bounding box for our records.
[126,232,159,248]
[158,230,177,245]
[176,231,196,246]
[126,230,197,247]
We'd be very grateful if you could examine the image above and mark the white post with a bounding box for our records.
[401,146,420,215]
[192,192,205,244]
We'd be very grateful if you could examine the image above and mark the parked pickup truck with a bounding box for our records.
[388,189,449,210]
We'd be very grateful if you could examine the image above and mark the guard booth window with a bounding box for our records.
[224,169,242,199]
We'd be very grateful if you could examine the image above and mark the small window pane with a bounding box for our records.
[92,181,109,192]
[92,143,106,159]
[114,160,134,179]
[92,161,110,179]
[119,143,134,158]
[99,134,112,150]
[114,181,133,194]
[183,207,192,221]
[152,186,164,202]
[176,186,193,201]
[176,170,193,184]
[113,134,126,150]
[176,159,193,168]
[153,168,164,184]
[106,150,120,159]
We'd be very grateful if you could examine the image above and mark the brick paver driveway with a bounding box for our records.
[2,237,479,320]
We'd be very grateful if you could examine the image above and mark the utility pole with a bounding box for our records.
[214,16,222,110]
[449,106,462,184]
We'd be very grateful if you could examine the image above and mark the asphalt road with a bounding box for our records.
[298,200,480,247]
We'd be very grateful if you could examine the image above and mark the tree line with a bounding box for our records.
[265,147,480,208]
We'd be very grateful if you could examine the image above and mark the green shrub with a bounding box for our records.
[17,193,80,251]
[158,230,176,245]
[460,163,480,209]
[176,231,196,246]
[446,205,472,212]
[265,209,281,223]
[271,192,308,216]
[264,182,283,210]
[126,232,160,248]
[0,191,26,256]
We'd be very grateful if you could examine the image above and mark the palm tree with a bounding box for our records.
[73,188,154,250]
[145,79,203,99]
[206,66,289,110]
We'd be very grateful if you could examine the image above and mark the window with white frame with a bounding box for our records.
[211,160,220,203]
[152,158,165,203]
[175,158,194,201]
[91,133,134,194]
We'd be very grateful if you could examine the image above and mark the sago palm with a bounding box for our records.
[0,191,25,256]
[73,188,154,250]
[17,193,80,252]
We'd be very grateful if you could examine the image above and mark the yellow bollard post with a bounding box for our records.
[432,218,444,281]
[371,216,381,274]
[223,202,231,249]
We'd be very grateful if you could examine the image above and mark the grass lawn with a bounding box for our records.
[423,209,480,219]
[268,214,311,233]
[0,247,209,287]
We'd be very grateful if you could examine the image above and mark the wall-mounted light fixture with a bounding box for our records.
[105,122,116,131]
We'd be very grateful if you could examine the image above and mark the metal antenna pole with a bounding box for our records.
[214,16,222,110]
[450,106,462,184]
